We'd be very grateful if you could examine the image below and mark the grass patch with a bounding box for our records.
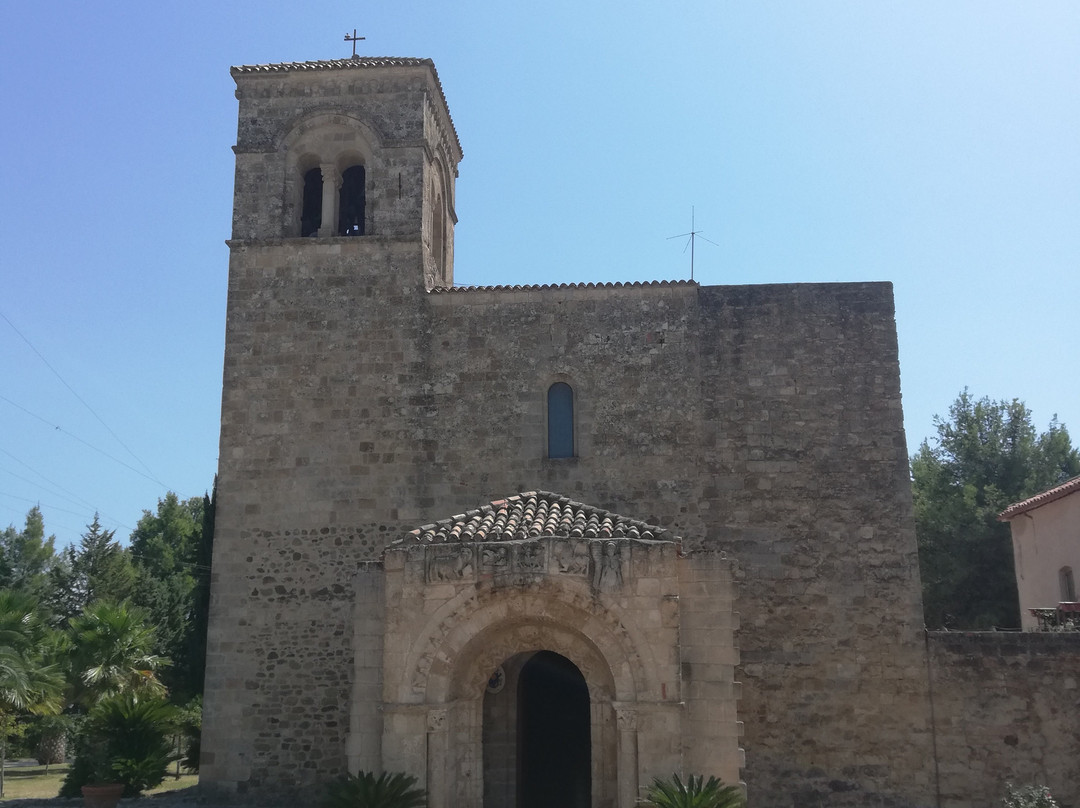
[0,763,197,800]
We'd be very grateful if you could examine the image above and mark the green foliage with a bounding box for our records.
[1003,783,1059,808]
[321,771,428,808]
[67,600,169,708]
[186,486,215,700]
[46,515,136,623]
[913,390,1080,628]
[0,590,64,716]
[644,773,746,808]
[0,591,64,798]
[128,492,210,701]
[60,693,178,797]
[176,695,202,772]
[0,508,58,601]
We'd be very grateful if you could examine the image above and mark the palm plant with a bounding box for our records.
[67,600,169,708]
[60,692,179,797]
[644,773,745,808]
[0,590,64,797]
[322,771,427,808]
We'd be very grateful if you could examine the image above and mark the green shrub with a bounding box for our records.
[59,694,178,798]
[1003,783,1059,808]
[644,773,746,808]
[176,696,202,773]
[321,770,427,808]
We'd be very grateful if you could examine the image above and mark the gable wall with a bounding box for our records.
[1009,491,1080,629]
[205,234,934,804]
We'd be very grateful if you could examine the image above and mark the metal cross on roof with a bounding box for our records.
[344,28,366,59]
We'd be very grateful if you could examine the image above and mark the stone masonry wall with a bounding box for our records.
[678,551,742,787]
[695,283,934,807]
[205,222,935,806]
[928,632,1080,808]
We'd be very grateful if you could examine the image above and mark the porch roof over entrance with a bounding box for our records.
[401,491,673,544]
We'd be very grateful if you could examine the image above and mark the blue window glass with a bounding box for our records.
[548,383,574,458]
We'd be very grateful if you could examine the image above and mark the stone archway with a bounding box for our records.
[435,615,621,808]
[482,650,592,808]
[373,514,726,808]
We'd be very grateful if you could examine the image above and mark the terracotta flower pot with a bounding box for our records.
[81,783,125,808]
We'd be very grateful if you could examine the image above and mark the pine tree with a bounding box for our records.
[913,390,1080,628]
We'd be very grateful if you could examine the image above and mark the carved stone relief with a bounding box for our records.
[593,541,623,593]
[554,540,591,576]
[427,545,475,583]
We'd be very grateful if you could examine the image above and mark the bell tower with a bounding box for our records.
[229,57,463,287]
[205,58,463,796]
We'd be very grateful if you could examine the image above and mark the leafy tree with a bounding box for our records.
[912,390,1080,628]
[47,515,136,623]
[0,591,65,712]
[0,590,64,796]
[67,600,169,708]
[128,493,203,579]
[128,492,208,701]
[0,507,58,600]
[186,486,215,699]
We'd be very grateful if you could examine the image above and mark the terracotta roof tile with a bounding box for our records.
[231,57,433,74]
[230,57,460,156]
[429,280,695,294]
[401,491,671,543]
[998,475,1080,520]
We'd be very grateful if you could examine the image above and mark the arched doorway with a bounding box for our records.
[483,651,591,808]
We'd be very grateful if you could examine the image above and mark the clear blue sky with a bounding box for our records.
[1,1,1077,548]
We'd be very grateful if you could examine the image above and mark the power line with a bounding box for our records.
[0,308,158,479]
[0,395,170,489]
[0,489,130,527]
[0,447,109,516]
[0,468,132,534]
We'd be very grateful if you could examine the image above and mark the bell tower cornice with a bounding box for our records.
[227,55,462,282]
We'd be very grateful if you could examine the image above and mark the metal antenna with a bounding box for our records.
[667,206,719,281]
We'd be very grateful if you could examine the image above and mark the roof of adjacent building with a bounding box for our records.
[401,491,672,543]
[998,475,1080,520]
[429,280,696,294]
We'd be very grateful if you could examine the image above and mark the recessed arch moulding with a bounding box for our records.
[280,113,380,239]
[354,535,742,808]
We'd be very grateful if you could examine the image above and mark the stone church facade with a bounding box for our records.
[202,56,1077,807]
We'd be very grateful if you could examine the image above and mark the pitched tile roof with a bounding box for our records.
[230,58,460,154]
[999,475,1080,520]
[429,280,695,294]
[231,57,435,75]
[402,491,671,543]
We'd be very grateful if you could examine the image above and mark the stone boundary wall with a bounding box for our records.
[927,632,1080,808]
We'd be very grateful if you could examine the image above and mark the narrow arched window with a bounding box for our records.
[1060,567,1076,602]
[300,168,323,237]
[547,383,574,459]
[338,165,366,235]
[433,193,445,273]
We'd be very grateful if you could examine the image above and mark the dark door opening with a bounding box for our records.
[518,651,590,808]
